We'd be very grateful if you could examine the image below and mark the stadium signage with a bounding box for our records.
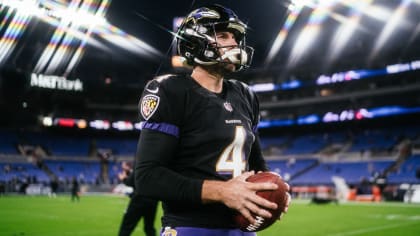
[30,73,83,92]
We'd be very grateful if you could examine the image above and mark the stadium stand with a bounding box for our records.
[387,155,420,184]
[22,132,91,157]
[0,130,18,154]
[1,122,419,202]
[290,160,394,186]
[43,160,101,185]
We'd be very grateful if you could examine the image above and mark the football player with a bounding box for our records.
[118,161,158,236]
[135,4,288,236]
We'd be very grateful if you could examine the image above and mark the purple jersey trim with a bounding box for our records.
[160,227,257,236]
[140,121,179,138]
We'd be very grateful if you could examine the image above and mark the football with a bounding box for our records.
[233,172,290,232]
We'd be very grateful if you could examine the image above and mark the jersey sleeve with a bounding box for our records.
[230,79,261,132]
[248,135,269,172]
[135,75,203,204]
[138,75,183,137]
[135,129,203,204]
[239,82,268,171]
[248,86,261,132]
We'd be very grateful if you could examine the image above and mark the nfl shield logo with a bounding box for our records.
[140,94,160,120]
[224,102,233,112]
[162,227,178,236]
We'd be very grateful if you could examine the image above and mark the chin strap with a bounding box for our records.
[193,47,249,71]
[220,48,248,67]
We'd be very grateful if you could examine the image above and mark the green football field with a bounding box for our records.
[1,195,420,236]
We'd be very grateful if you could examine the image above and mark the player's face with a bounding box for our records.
[215,31,238,72]
[216,31,237,47]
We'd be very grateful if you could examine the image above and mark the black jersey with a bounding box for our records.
[135,74,267,228]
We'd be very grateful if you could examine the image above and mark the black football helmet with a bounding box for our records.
[176,4,254,71]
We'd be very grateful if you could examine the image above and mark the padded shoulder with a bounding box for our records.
[139,74,192,125]
[227,79,260,129]
[145,74,191,96]
[227,79,256,101]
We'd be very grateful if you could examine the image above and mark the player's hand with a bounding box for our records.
[219,171,278,224]
[118,172,127,181]
[257,171,291,219]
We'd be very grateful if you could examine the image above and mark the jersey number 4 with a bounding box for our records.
[216,126,246,178]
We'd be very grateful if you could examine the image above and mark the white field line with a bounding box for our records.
[326,221,420,236]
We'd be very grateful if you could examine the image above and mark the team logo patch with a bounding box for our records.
[162,227,177,236]
[224,102,233,112]
[140,94,160,120]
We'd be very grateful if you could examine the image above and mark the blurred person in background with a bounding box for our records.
[49,177,59,198]
[118,161,158,236]
[71,176,80,202]
[0,181,5,196]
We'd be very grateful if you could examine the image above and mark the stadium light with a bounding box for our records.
[0,0,163,75]
[42,116,53,127]
[326,0,373,66]
[34,0,111,74]
[286,0,339,68]
[0,0,33,65]
[361,5,393,22]
[369,0,412,63]
[264,3,303,66]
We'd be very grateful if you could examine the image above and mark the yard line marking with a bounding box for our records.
[326,221,420,236]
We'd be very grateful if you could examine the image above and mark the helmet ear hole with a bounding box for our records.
[181,42,196,64]
[179,36,208,65]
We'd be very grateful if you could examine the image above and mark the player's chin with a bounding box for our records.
[223,63,237,73]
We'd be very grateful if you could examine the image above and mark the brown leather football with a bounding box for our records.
[233,172,290,232]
